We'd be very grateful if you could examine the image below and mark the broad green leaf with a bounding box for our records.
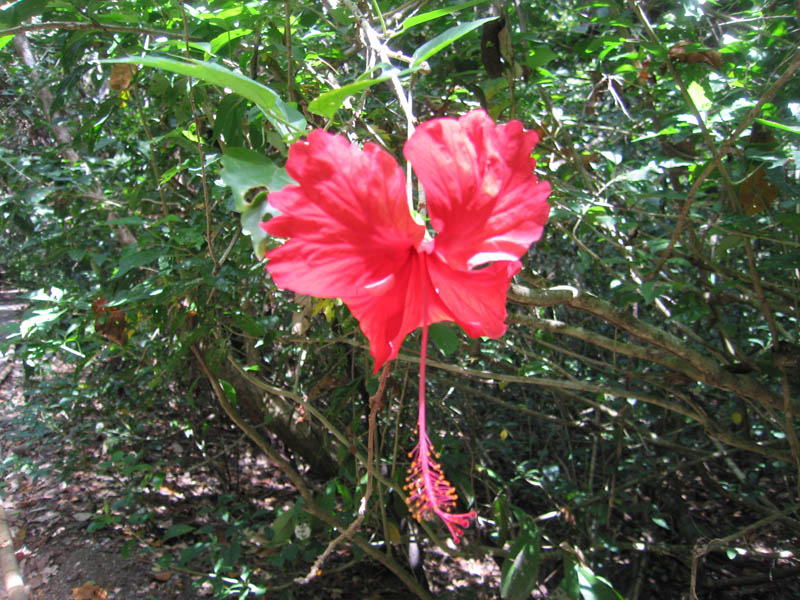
[103,56,306,141]
[221,148,291,213]
[638,281,659,304]
[575,565,624,600]
[112,247,162,280]
[163,524,195,542]
[558,561,624,600]
[500,526,541,600]
[269,503,298,546]
[220,147,292,257]
[19,307,65,338]
[213,94,247,147]
[0,34,14,50]
[209,28,253,55]
[429,322,459,356]
[411,17,496,67]
[527,46,557,69]
[776,213,800,234]
[397,0,489,34]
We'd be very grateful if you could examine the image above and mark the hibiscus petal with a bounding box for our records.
[404,110,551,270]
[427,256,520,339]
[263,129,425,299]
[344,252,453,371]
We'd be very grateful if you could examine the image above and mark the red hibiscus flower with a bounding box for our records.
[262,109,550,543]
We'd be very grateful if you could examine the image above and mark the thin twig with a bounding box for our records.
[179,1,219,272]
[190,345,431,599]
[295,364,390,583]
[130,84,167,216]
[0,21,190,38]
[690,502,800,599]
[285,0,294,103]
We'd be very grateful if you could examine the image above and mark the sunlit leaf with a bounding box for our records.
[398,0,489,34]
[103,55,306,140]
[411,17,496,67]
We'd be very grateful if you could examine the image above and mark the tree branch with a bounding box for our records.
[1,21,190,38]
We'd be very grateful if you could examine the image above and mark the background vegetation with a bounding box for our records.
[1,0,799,597]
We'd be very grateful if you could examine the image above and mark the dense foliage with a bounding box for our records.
[1,0,798,597]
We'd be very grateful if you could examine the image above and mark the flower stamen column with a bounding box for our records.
[403,260,476,543]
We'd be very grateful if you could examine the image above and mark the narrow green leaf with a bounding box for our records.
[309,69,397,119]
[411,17,496,67]
[163,523,195,542]
[103,56,306,140]
[652,516,669,529]
[398,0,489,34]
[219,379,237,404]
[755,117,800,135]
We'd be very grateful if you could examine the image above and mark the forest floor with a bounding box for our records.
[0,287,196,599]
[0,286,500,600]
[5,281,800,600]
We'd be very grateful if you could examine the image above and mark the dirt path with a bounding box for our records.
[0,289,194,600]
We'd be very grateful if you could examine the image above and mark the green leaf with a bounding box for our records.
[428,323,460,356]
[220,147,293,257]
[103,55,305,141]
[527,46,557,69]
[638,281,659,305]
[397,0,490,34]
[163,523,195,542]
[221,149,291,212]
[219,379,237,404]
[575,565,624,600]
[269,504,298,546]
[493,493,511,546]
[500,526,541,600]
[309,68,398,120]
[107,216,145,226]
[208,28,252,55]
[411,17,496,67]
[0,0,50,29]
[112,247,162,280]
[755,117,800,135]
[652,516,669,529]
[687,80,711,112]
[213,94,247,147]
